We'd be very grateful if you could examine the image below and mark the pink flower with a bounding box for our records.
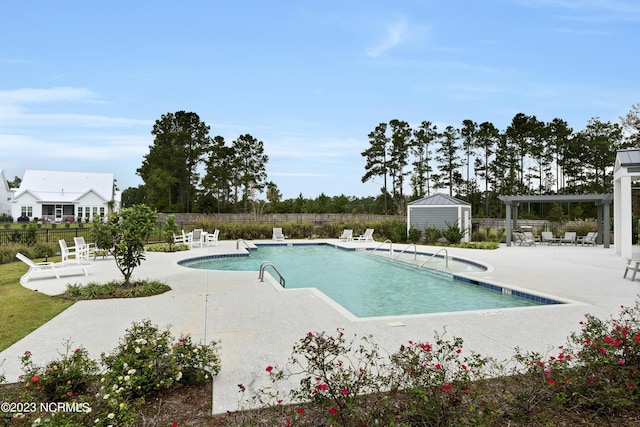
[547,378,555,384]
[266,365,274,372]
[24,350,31,355]
[297,407,304,414]
[619,359,626,365]
[443,384,451,391]
[329,407,337,415]
[307,332,313,337]
[31,375,40,383]
[341,387,349,396]
[318,383,328,391]
[285,420,291,427]
[67,391,73,397]
[456,349,462,354]
[435,363,441,369]
[627,382,633,388]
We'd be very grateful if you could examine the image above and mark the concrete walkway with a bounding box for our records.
[1,240,639,414]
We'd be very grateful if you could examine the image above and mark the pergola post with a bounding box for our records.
[505,201,512,247]
[617,175,633,258]
[603,199,611,249]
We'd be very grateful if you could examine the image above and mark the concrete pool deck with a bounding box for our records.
[1,239,640,414]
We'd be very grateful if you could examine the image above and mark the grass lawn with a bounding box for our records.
[0,260,74,351]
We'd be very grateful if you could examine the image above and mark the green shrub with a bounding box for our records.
[442,221,465,244]
[455,241,499,249]
[423,227,442,244]
[163,213,180,250]
[408,227,422,244]
[264,329,391,426]
[63,280,171,300]
[145,242,189,252]
[100,319,220,400]
[20,342,99,401]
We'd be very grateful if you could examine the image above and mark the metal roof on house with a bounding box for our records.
[407,193,471,206]
[13,170,114,203]
[616,149,640,167]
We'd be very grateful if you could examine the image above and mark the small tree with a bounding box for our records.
[100,204,157,286]
[163,214,180,251]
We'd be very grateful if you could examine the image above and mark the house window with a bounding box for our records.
[21,206,33,218]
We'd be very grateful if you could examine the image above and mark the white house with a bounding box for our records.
[10,170,120,222]
[0,169,12,218]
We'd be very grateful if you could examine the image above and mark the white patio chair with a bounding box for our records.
[577,232,598,247]
[190,228,204,248]
[58,239,79,263]
[272,227,286,241]
[355,228,374,242]
[339,229,353,241]
[206,229,220,246]
[560,231,577,245]
[73,236,96,261]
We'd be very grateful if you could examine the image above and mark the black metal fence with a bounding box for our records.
[0,228,94,246]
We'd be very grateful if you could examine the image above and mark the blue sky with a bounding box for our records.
[1,0,639,199]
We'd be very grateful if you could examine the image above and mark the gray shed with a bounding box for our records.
[407,193,472,242]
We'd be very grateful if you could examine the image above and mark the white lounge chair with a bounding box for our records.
[513,232,535,246]
[624,258,640,281]
[577,231,598,246]
[339,229,353,242]
[272,227,286,241]
[206,229,220,246]
[190,228,204,248]
[560,231,577,245]
[16,252,90,283]
[523,231,540,244]
[541,231,559,245]
[355,228,374,242]
[59,239,79,263]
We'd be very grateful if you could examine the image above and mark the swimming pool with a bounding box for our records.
[181,244,559,318]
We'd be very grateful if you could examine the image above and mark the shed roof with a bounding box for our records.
[13,170,114,203]
[408,193,471,206]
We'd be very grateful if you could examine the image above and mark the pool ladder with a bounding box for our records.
[368,239,393,256]
[370,241,449,269]
[259,261,286,288]
[418,248,449,269]
[393,243,418,260]
[236,238,251,250]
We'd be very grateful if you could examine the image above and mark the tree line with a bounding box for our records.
[122,105,640,218]
[362,108,640,217]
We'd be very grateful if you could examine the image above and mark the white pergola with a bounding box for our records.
[499,194,612,247]
[613,149,640,259]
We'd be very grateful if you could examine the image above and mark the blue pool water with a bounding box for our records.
[182,244,553,318]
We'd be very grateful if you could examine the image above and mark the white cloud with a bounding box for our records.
[0,133,149,160]
[0,87,96,104]
[366,18,409,58]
